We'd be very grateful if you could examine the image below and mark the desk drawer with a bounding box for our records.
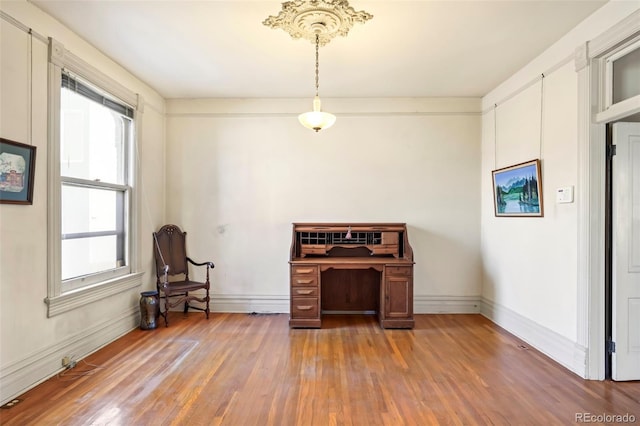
[291,265,318,275]
[301,245,327,256]
[386,266,412,276]
[291,297,319,318]
[371,245,399,256]
[291,275,318,287]
[291,287,318,297]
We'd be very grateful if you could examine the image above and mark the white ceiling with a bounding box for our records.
[30,0,607,99]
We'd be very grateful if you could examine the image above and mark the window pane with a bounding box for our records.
[60,88,126,184]
[61,185,123,234]
[62,236,120,281]
[61,185,125,281]
[613,46,640,104]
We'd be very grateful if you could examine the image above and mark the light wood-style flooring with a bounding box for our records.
[1,313,638,425]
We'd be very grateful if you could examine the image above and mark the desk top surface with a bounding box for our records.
[290,257,413,265]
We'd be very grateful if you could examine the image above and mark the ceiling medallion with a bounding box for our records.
[263,0,373,46]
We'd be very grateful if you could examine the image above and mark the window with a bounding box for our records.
[598,36,640,123]
[46,39,143,316]
[60,74,133,291]
[611,46,640,104]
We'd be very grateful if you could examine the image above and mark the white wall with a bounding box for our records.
[481,63,580,347]
[166,98,482,313]
[480,1,640,376]
[0,1,165,404]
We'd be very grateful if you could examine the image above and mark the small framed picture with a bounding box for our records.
[0,138,37,205]
[492,159,543,217]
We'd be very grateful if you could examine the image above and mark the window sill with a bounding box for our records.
[44,272,144,317]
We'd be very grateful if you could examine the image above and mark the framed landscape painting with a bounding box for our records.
[0,138,36,205]
[492,159,543,217]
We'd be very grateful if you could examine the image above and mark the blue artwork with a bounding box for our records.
[492,159,543,217]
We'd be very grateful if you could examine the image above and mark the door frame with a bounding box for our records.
[576,10,640,379]
[605,123,613,379]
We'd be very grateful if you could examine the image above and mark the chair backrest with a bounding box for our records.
[153,224,189,278]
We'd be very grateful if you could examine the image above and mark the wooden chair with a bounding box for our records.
[153,224,214,326]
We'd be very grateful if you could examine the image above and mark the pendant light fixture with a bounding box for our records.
[263,0,372,132]
[298,33,335,132]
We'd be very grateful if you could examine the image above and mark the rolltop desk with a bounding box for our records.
[289,223,414,329]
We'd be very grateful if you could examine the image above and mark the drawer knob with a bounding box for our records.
[296,289,313,295]
[296,268,314,274]
[295,279,313,284]
[296,305,313,311]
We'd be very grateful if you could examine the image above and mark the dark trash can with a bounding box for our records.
[139,290,160,330]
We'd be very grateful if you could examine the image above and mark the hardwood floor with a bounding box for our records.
[1,313,638,425]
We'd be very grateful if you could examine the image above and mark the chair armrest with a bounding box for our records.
[187,257,215,269]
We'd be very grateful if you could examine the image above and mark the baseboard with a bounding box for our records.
[0,306,138,405]
[414,295,481,314]
[211,294,290,313]
[480,297,587,378]
[204,294,482,315]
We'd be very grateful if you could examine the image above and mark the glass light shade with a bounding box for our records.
[298,96,336,132]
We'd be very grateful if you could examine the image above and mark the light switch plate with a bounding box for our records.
[556,186,574,203]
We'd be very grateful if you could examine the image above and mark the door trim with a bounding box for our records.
[576,9,640,380]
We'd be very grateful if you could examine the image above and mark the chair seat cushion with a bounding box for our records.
[163,280,209,293]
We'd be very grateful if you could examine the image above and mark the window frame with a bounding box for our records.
[596,34,640,123]
[45,38,143,317]
[59,74,132,290]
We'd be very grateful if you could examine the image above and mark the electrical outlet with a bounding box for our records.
[1,399,21,409]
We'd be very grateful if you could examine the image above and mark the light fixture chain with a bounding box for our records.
[315,33,319,97]
[264,0,371,131]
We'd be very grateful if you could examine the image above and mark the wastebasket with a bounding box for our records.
[139,290,160,330]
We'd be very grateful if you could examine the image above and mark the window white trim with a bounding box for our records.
[47,61,63,300]
[45,38,144,317]
[44,272,144,317]
[48,38,139,109]
[595,94,640,123]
